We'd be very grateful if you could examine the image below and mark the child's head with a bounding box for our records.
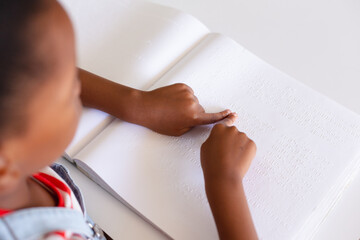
[0,0,81,192]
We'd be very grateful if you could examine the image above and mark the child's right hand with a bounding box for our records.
[200,113,256,186]
[200,113,258,240]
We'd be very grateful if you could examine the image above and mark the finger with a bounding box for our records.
[195,109,233,125]
[218,112,238,126]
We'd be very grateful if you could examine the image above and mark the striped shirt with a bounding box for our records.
[0,167,87,240]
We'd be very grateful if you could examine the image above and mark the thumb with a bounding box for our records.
[217,112,238,126]
[195,109,232,125]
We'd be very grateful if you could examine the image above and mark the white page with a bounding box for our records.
[75,33,360,239]
[58,0,210,155]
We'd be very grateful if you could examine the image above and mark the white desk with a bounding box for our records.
[61,0,360,239]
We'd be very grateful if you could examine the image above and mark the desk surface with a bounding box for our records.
[64,0,360,239]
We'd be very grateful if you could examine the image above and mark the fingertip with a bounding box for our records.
[229,112,237,118]
[219,112,238,126]
[228,113,238,124]
[224,109,232,115]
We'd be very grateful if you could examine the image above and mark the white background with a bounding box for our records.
[61,0,360,239]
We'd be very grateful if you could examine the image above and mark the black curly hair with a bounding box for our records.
[0,0,56,139]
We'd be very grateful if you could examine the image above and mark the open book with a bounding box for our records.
[59,0,360,239]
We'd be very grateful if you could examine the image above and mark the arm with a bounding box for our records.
[78,68,232,136]
[79,68,142,124]
[205,178,257,240]
[201,115,258,240]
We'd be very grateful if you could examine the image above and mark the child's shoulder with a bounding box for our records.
[0,163,91,240]
[35,163,84,211]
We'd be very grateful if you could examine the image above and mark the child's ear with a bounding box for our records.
[0,155,21,193]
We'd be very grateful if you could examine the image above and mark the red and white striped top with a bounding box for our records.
[0,167,87,240]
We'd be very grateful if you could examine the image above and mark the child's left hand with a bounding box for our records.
[136,83,232,136]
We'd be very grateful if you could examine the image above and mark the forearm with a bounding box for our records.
[78,68,143,123]
[205,179,258,240]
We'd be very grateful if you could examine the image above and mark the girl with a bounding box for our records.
[0,0,257,239]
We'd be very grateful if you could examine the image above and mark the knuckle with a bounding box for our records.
[188,100,198,109]
[229,126,238,132]
[183,98,195,107]
[184,91,194,99]
[252,140,257,150]
[181,84,194,94]
[185,85,193,92]
[176,83,189,90]
[247,138,257,150]
[238,131,247,137]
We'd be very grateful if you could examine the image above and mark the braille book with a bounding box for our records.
[59,0,360,239]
